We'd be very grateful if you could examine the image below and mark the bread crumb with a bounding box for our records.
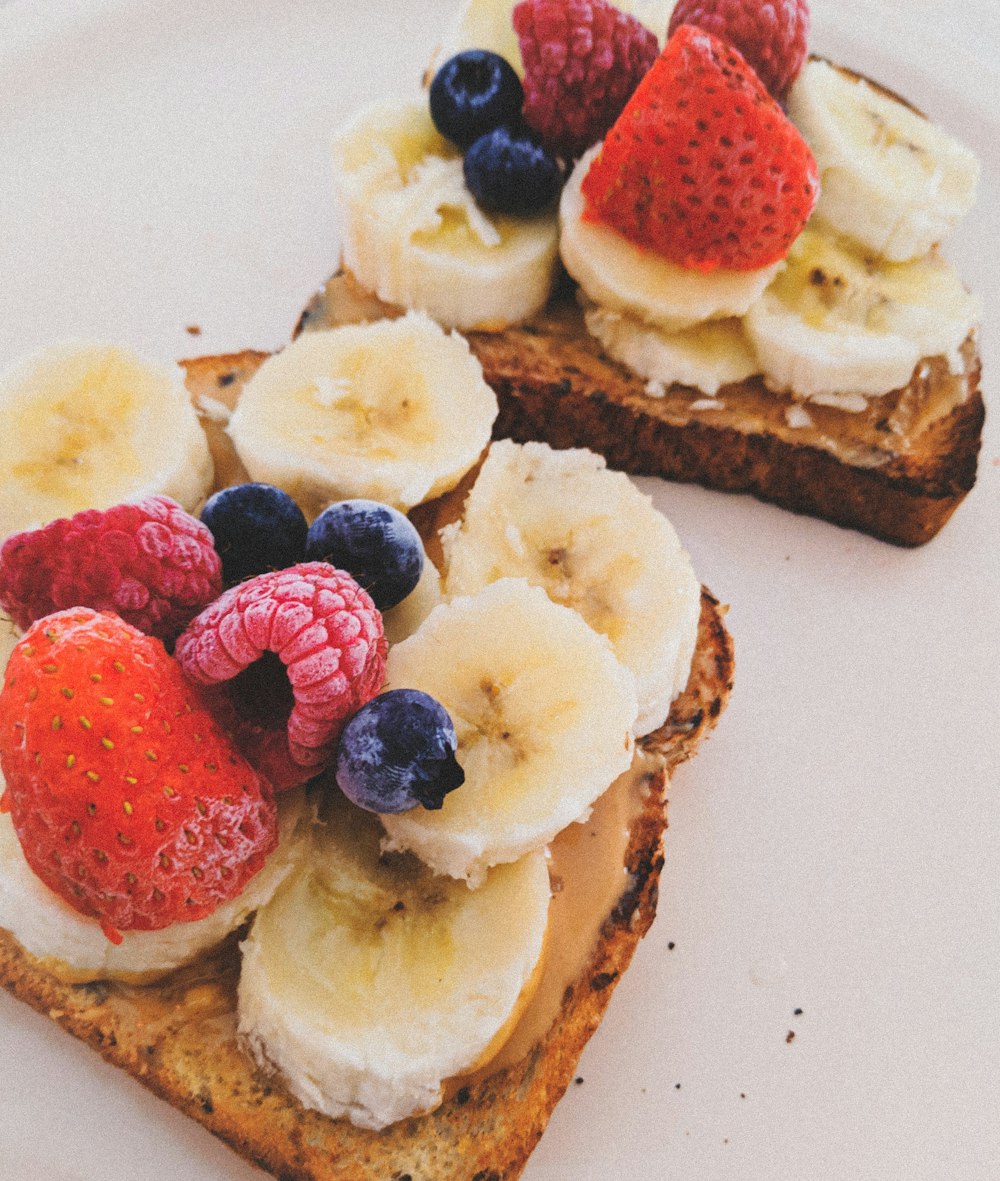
[196,394,233,425]
[185,325,202,336]
[786,1030,796,1044]
[785,405,814,430]
[810,391,869,413]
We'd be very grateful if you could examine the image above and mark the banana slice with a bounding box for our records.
[382,557,443,645]
[333,98,559,331]
[226,312,498,515]
[787,60,979,262]
[745,223,982,400]
[379,578,638,884]
[433,0,527,77]
[0,341,213,537]
[561,146,783,333]
[0,788,310,985]
[582,302,761,397]
[441,441,701,736]
[238,792,551,1131]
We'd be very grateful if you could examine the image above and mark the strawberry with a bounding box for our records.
[580,24,819,272]
[0,608,278,942]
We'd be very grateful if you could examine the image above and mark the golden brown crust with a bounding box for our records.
[297,272,984,547]
[0,355,734,1181]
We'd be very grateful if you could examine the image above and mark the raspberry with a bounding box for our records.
[581,24,819,271]
[668,0,809,99]
[0,497,222,644]
[514,0,659,159]
[0,608,277,941]
[175,563,387,780]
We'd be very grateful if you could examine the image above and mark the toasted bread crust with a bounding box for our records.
[297,272,984,547]
[0,353,734,1181]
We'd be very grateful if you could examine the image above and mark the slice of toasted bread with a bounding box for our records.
[0,351,733,1181]
[296,271,984,548]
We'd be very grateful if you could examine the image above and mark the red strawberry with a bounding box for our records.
[580,24,819,272]
[0,608,278,943]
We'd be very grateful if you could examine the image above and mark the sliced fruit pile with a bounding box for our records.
[333,0,979,406]
[0,312,701,1128]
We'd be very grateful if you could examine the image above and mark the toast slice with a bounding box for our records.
[297,271,984,548]
[0,350,734,1181]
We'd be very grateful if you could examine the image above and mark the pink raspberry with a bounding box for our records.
[0,496,222,643]
[667,0,810,99]
[513,0,659,159]
[174,563,387,784]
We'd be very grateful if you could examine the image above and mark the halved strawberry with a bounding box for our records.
[0,608,277,942]
[580,24,819,271]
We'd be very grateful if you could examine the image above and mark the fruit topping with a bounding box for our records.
[379,578,638,885]
[0,608,278,941]
[429,49,525,150]
[580,24,819,272]
[200,482,309,587]
[667,0,810,100]
[787,59,980,263]
[238,792,551,1131]
[175,563,387,777]
[463,124,563,214]
[305,500,425,612]
[0,496,222,644]
[335,688,465,813]
[227,314,500,510]
[513,0,659,159]
[0,341,214,538]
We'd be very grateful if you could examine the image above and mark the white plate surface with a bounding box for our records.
[0,2,998,1179]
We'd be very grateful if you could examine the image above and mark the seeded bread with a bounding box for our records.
[297,270,984,547]
[0,351,734,1181]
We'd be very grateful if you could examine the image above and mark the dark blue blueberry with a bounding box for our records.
[429,50,524,151]
[200,483,308,585]
[463,126,562,215]
[336,689,465,813]
[305,499,424,612]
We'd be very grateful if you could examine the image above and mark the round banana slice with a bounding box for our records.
[442,441,701,736]
[238,793,551,1131]
[745,223,982,400]
[787,59,979,262]
[0,341,213,537]
[0,788,310,985]
[333,98,559,331]
[379,578,638,884]
[226,312,498,515]
[583,302,761,397]
[560,145,783,333]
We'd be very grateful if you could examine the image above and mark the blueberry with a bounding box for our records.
[336,689,465,813]
[429,50,524,151]
[200,483,308,585]
[305,499,424,612]
[463,126,562,215]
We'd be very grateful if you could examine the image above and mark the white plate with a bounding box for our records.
[0,2,998,1179]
